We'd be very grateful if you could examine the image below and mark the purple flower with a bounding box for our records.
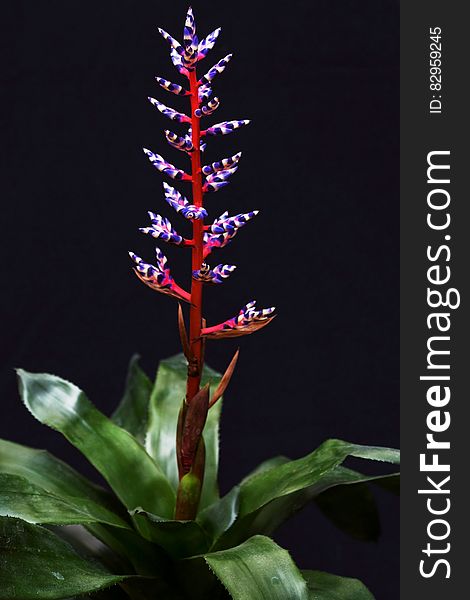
[201,301,276,339]
[155,77,189,96]
[197,27,221,60]
[170,47,190,77]
[139,213,184,246]
[136,6,275,360]
[203,120,250,136]
[202,166,238,193]
[202,152,242,175]
[129,248,190,302]
[163,182,207,219]
[198,54,232,85]
[194,97,220,118]
[182,7,199,68]
[165,130,194,153]
[192,263,236,284]
[203,210,258,256]
[148,98,190,123]
[157,27,184,55]
[198,84,213,102]
[143,148,191,181]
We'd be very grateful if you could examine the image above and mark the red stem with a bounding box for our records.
[187,68,204,403]
[175,69,207,519]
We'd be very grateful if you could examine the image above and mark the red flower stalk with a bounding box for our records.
[130,7,275,518]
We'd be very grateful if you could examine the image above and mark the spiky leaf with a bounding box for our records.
[0,473,129,529]
[200,535,308,600]
[129,508,210,559]
[203,440,399,549]
[17,370,175,519]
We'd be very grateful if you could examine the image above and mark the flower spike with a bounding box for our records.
[192,263,236,284]
[201,301,276,339]
[198,27,222,60]
[198,54,233,85]
[155,77,190,96]
[165,130,194,153]
[129,248,190,302]
[203,120,250,136]
[202,152,242,175]
[143,148,191,181]
[195,97,220,118]
[135,7,277,520]
[139,213,184,246]
[148,98,190,123]
[163,182,207,220]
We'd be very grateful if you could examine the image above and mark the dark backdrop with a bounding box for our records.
[0,1,399,598]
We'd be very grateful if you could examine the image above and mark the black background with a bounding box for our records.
[0,1,399,598]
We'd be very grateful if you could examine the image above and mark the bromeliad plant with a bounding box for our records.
[0,7,399,600]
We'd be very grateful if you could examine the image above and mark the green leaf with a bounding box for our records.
[111,355,152,444]
[211,440,399,549]
[201,535,309,600]
[301,570,375,600]
[82,524,172,577]
[0,517,127,599]
[0,440,148,573]
[146,353,222,510]
[0,439,116,510]
[17,369,175,519]
[56,526,178,595]
[51,524,134,575]
[129,508,210,559]
[198,486,240,542]
[196,456,289,538]
[0,473,129,529]
[314,468,400,541]
[238,444,398,516]
[241,456,290,482]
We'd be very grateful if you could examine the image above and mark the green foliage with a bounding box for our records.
[0,354,400,599]
[0,518,127,599]
[0,473,129,529]
[17,368,175,520]
[201,536,309,600]
[302,570,375,599]
[112,354,153,444]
